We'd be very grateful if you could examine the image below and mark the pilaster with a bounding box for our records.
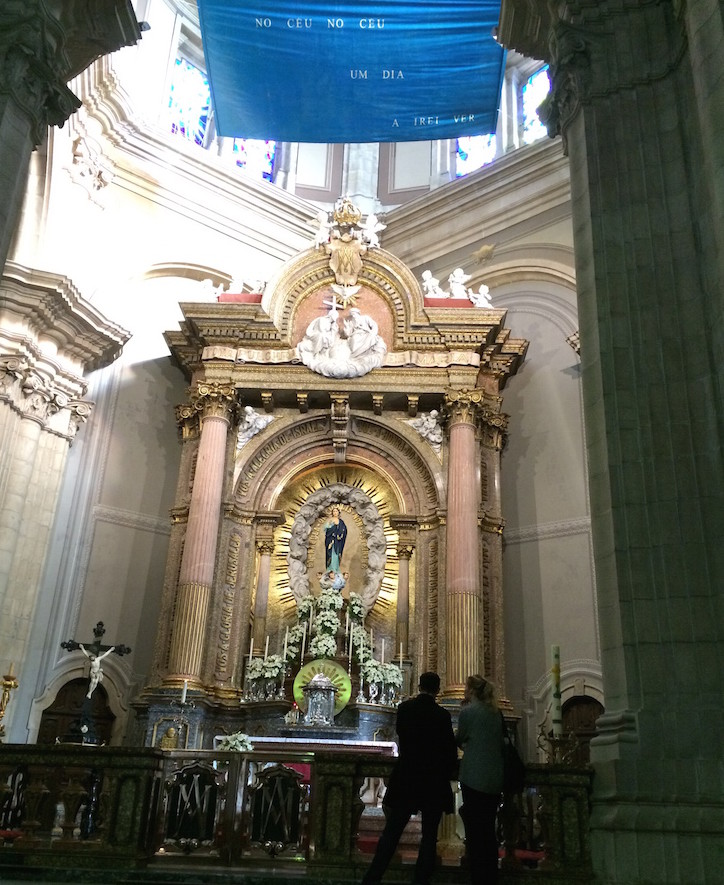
[499,0,724,879]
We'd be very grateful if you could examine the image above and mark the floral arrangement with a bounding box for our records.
[262,653,284,678]
[382,662,404,688]
[286,623,306,660]
[217,731,253,752]
[351,624,372,663]
[297,595,315,622]
[309,632,338,659]
[318,588,344,611]
[315,609,341,635]
[361,658,385,684]
[347,592,365,622]
[246,657,264,681]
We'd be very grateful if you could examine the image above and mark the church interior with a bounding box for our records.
[0,1,721,883]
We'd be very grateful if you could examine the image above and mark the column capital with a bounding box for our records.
[397,544,415,560]
[189,381,238,423]
[444,388,509,448]
[256,539,275,556]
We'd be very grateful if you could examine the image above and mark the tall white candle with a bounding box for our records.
[301,622,307,663]
[551,644,563,736]
[381,638,385,664]
[248,637,254,665]
[399,642,403,669]
[264,635,269,660]
[181,679,188,704]
[370,628,374,655]
[282,626,289,662]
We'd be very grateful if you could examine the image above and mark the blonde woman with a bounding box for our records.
[456,675,504,885]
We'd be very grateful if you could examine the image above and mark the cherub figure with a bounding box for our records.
[79,644,115,699]
[448,267,472,298]
[360,213,386,249]
[312,210,333,248]
[421,269,446,297]
[469,284,493,308]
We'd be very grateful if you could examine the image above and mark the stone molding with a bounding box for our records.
[93,504,171,536]
[505,516,591,545]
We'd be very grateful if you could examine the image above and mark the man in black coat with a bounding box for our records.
[361,671,458,885]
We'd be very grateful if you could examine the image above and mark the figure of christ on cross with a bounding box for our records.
[61,621,132,700]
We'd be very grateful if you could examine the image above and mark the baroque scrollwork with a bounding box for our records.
[287,483,387,614]
[188,382,238,421]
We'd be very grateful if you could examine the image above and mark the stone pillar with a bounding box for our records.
[477,376,509,705]
[252,540,274,648]
[499,1,724,878]
[443,389,483,698]
[166,383,236,685]
[0,2,140,273]
[390,516,417,658]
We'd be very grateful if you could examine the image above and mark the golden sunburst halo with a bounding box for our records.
[293,659,352,715]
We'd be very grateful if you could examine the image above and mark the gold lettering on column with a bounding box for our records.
[216,533,241,676]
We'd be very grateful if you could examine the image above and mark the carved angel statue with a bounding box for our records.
[296,306,387,379]
[360,213,386,249]
[312,209,333,248]
[409,410,443,454]
[447,267,472,298]
[421,269,446,297]
[236,405,273,450]
[469,284,493,308]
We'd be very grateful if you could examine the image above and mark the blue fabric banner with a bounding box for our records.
[196,1,505,143]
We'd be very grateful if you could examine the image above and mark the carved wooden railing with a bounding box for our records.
[0,744,593,882]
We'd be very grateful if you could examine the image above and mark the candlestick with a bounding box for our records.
[551,644,563,736]
[282,626,289,662]
[181,679,188,705]
[248,637,254,665]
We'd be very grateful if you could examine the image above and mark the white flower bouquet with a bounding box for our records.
[382,662,404,688]
[315,609,341,634]
[318,588,344,611]
[217,731,253,752]
[351,624,372,663]
[262,653,284,678]
[297,595,315,621]
[347,592,365,622]
[361,658,385,684]
[309,632,338,659]
[286,623,306,659]
[246,657,264,680]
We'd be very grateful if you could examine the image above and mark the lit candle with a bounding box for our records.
[399,643,403,669]
[282,626,289,662]
[551,644,563,736]
[381,638,385,665]
[181,679,188,704]
[248,637,254,665]
[264,635,269,660]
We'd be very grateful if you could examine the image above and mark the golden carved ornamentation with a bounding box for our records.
[256,540,275,556]
[190,382,237,421]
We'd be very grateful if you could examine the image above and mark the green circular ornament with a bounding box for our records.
[293,659,352,715]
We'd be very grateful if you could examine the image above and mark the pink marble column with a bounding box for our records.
[444,391,483,697]
[167,384,235,683]
[396,544,413,654]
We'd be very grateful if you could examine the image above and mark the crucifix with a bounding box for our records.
[60,621,131,744]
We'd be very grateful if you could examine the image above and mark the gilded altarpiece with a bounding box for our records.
[139,201,527,745]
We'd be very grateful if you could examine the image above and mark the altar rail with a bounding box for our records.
[0,744,593,883]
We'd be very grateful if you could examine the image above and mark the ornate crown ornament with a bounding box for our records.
[333,197,362,228]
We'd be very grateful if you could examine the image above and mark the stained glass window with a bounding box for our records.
[455,134,497,178]
[522,66,550,144]
[168,58,210,146]
[233,139,276,182]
